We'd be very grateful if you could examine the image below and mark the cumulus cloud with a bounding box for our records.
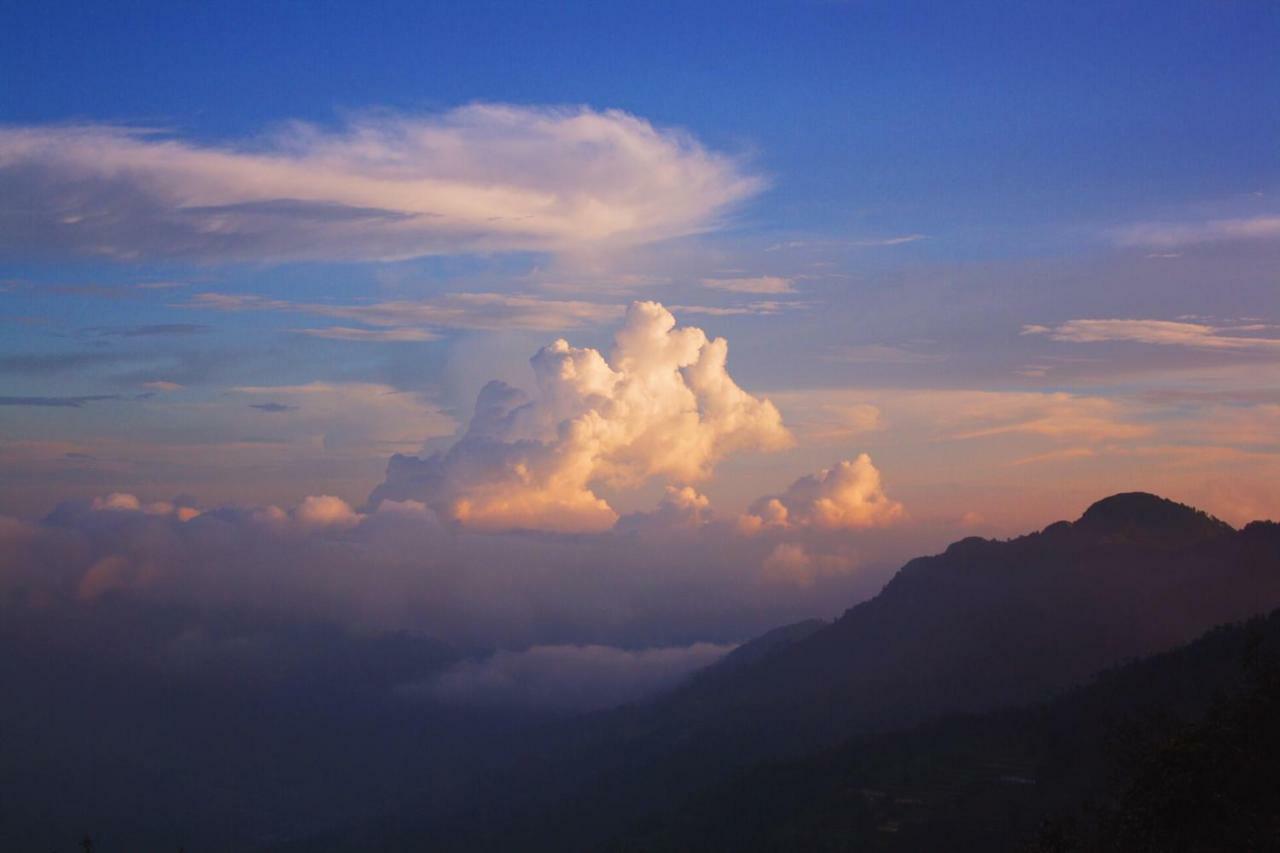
[615,485,713,533]
[416,642,734,712]
[0,105,762,262]
[91,492,200,520]
[759,543,855,587]
[741,454,904,533]
[0,307,932,699]
[1023,319,1280,353]
[77,555,143,600]
[371,301,793,531]
[292,495,363,530]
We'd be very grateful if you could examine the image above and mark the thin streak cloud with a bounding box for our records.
[291,327,441,342]
[1024,319,1280,352]
[0,394,120,408]
[1114,215,1280,248]
[190,291,624,333]
[700,275,795,294]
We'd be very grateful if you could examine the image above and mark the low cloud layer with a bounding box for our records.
[0,482,906,705]
[0,105,762,262]
[0,483,904,652]
[418,642,734,712]
[371,301,793,531]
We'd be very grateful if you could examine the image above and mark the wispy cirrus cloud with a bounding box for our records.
[823,343,944,364]
[773,387,1152,448]
[0,394,120,408]
[1114,215,1280,248]
[81,323,210,338]
[700,275,794,294]
[1023,319,1280,352]
[851,233,927,247]
[943,392,1151,442]
[291,326,441,343]
[0,105,762,262]
[668,300,801,317]
[764,234,926,252]
[189,291,624,333]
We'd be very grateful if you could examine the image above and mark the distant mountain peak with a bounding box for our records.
[1075,492,1233,543]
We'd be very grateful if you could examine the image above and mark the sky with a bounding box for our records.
[1,1,1279,697]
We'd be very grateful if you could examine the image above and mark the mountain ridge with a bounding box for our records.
[617,607,1280,852]
[674,491,1280,750]
[282,492,1280,851]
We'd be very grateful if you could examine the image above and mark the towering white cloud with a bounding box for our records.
[0,105,762,262]
[371,301,793,531]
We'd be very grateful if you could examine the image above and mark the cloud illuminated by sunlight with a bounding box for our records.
[742,454,904,532]
[0,105,763,262]
[371,301,793,531]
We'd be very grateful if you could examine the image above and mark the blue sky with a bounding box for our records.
[1,0,1278,536]
[6,1,1276,235]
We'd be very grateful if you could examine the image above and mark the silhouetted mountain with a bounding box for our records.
[1073,491,1233,545]
[710,617,829,672]
[648,493,1278,754]
[303,493,1280,851]
[619,609,1280,852]
[12,494,1274,851]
